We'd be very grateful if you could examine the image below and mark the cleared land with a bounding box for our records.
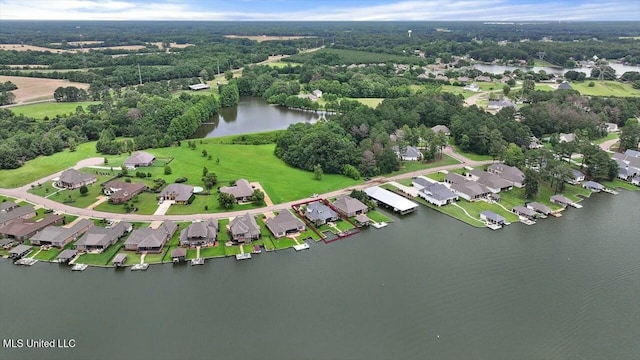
[570,81,640,97]
[5,64,50,69]
[0,75,89,103]
[151,42,194,49]
[9,101,100,118]
[224,35,316,42]
[50,41,104,46]
[0,44,70,53]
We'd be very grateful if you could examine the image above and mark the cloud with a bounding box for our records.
[0,0,638,21]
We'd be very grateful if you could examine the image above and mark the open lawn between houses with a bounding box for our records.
[28,172,116,209]
[9,101,100,119]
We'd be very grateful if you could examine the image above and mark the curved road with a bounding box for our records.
[0,148,491,222]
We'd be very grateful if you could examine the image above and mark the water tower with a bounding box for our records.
[408,30,412,38]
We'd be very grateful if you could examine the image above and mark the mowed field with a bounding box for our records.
[224,35,316,42]
[9,101,100,118]
[570,81,640,97]
[0,75,89,103]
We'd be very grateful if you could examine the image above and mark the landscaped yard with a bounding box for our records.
[451,145,494,161]
[28,172,115,209]
[366,210,392,223]
[351,97,384,108]
[388,155,460,177]
[9,101,100,119]
[76,238,126,266]
[593,132,619,145]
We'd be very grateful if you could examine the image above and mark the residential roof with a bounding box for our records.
[624,149,640,158]
[513,205,537,217]
[392,145,422,159]
[75,221,131,248]
[559,133,576,142]
[421,183,458,201]
[160,183,194,202]
[550,194,572,204]
[112,254,127,264]
[558,82,573,90]
[613,152,640,169]
[0,214,63,238]
[570,169,585,179]
[481,211,505,223]
[229,213,261,238]
[488,99,517,109]
[445,173,467,185]
[0,201,18,212]
[126,221,175,249]
[171,247,187,258]
[104,181,146,200]
[487,164,525,183]
[583,181,605,190]
[180,219,218,243]
[9,244,31,255]
[0,204,35,225]
[266,210,305,235]
[527,202,552,214]
[364,186,419,212]
[58,169,96,185]
[306,201,339,222]
[220,179,253,199]
[332,196,368,215]
[431,125,450,134]
[124,151,155,166]
[468,170,513,190]
[30,219,94,246]
[56,249,78,261]
[189,83,210,90]
[355,214,370,224]
[450,181,490,198]
[412,176,434,189]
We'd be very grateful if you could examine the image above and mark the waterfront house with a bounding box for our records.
[567,170,585,185]
[0,214,63,242]
[56,249,78,264]
[526,202,552,216]
[364,186,418,215]
[480,211,506,225]
[30,219,94,248]
[75,222,132,252]
[9,244,31,259]
[125,221,177,253]
[305,201,339,226]
[467,170,514,193]
[412,176,435,191]
[124,151,155,169]
[219,179,253,203]
[265,211,306,238]
[583,181,605,192]
[512,205,537,220]
[112,254,127,267]
[179,219,218,247]
[487,164,525,187]
[103,181,147,204]
[332,196,368,217]
[431,125,451,135]
[392,145,422,161]
[559,133,575,143]
[228,213,261,243]
[612,152,640,181]
[160,184,194,204]
[449,181,491,201]
[550,195,573,207]
[418,183,458,206]
[171,248,187,263]
[56,169,97,190]
[0,204,35,227]
[0,201,19,212]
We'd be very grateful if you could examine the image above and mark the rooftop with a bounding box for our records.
[364,186,418,212]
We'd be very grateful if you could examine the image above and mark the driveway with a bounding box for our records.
[153,200,174,215]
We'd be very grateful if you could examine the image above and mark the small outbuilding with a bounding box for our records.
[56,249,78,264]
[112,253,127,267]
[9,244,31,259]
[171,248,187,263]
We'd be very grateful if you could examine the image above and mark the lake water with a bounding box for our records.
[1,191,639,360]
[474,63,640,77]
[192,96,326,138]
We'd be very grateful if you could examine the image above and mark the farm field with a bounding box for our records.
[0,75,89,103]
[224,35,316,42]
[9,101,100,118]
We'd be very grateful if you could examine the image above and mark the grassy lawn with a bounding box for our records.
[28,172,114,209]
[388,155,461,177]
[440,85,476,99]
[571,81,640,97]
[9,101,100,119]
[165,194,260,215]
[593,132,619,144]
[350,98,384,108]
[452,146,493,161]
[76,238,126,266]
[563,184,592,202]
[365,210,391,223]
[414,196,484,227]
[298,228,321,242]
[600,178,640,191]
[199,245,226,258]
[93,192,159,215]
[335,219,355,231]
[265,61,300,68]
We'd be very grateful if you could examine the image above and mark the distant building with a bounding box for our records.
[487,99,517,111]
[103,181,147,204]
[56,169,97,190]
[487,164,525,187]
[559,133,576,143]
[189,83,210,91]
[392,145,422,161]
[557,82,573,90]
[311,89,323,98]
[463,83,480,92]
[475,75,492,82]
[431,125,451,136]
[124,151,155,169]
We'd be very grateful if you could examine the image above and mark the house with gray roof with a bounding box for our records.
[112,253,127,267]
[444,173,467,185]
[265,211,306,238]
[392,145,422,161]
[56,169,97,189]
[30,219,94,248]
[0,214,63,241]
[449,181,490,201]
[56,249,78,264]
[512,205,537,220]
[431,125,451,135]
[0,204,35,227]
[418,182,458,206]
[412,176,435,191]
[75,222,132,252]
[160,184,194,204]
[125,221,177,253]
[9,244,32,259]
[567,169,585,185]
[526,202,552,215]
[632,177,640,186]
[171,248,187,263]
[480,211,505,225]
[487,164,525,187]
[488,99,517,111]
[332,196,368,217]
[467,170,514,193]
[557,82,573,90]
[0,201,18,212]
[124,151,155,169]
[305,201,339,226]
[625,149,640,158]
[613,152,640,181]
[559,133,576,143]
[220,179,254,202]
[475,75,492,82]
[583,181,605,192]
[228,213,261,243]
[550,195,573,207]
[180,219,218,247]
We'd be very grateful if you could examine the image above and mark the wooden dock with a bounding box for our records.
[191,258,204,266]
[293,243,310,251]
[235,253,251,260]
[71,263,88,271]
[131,263,149,271]
[15,258,38,266]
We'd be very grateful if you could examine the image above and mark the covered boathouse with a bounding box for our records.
[364,186,418,215]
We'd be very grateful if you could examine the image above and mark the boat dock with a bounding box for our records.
[519,217,536,225]
[71,263,88,271]
[235,253,252,260]
[603,188,619,195]
[191,258,204,266]
[485,223,502,230]
[131,263,149,271]
[371,222,388,229]
[15,258,38,266]
[293,243,310,251]
[570,203,583,209]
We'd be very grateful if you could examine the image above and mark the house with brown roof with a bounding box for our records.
[160,184,194,204]
[219,179,253,202]
[0,204,35,227]
[229,213,261,243]
[124,221,177,253]
[103,181,147,204]
[466,170,514,193]
[487,164,525,187]
[30,219,94,248]
[332,196,368,217]
[124,151,156,169]
[56,169,97,189]
[75,222,132,252]
[0,214,63,241]
[265,211,305,238]
[179,219,218,247]
[0,201,19,212]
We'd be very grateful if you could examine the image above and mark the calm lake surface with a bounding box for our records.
[474,63,640,76]
[192,96,326,138]
[1,192,639,360]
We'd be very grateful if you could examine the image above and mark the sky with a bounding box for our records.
[0,0,639,21]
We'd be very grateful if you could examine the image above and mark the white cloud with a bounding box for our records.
[0,0,637,21]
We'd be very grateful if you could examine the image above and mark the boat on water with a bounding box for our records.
[131,263,149,271]
[71,263,88,271]
[15,258,38,266]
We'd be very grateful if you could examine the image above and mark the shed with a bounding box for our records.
[354,214,371,226]
[480,211,505,225]
[112,254,127,267]
[56,249,78,264]
[172,248,187,263]
[9,244,31,259]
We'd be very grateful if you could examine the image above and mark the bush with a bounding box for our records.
[175,177,188,183]
[588,81,595,87]
[164,165,172,175]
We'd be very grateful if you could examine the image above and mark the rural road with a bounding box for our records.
[0,148,492,222]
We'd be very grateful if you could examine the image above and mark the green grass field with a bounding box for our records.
[9,101,100,119]
[283,48,423,65]
[571,81,640,97]
[351,98,384,108]
[265,61,300,68]
[388,155,460,177]
[451,146,494,161]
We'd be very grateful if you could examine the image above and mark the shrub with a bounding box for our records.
[588,81,595,87]
[175,177,188,183]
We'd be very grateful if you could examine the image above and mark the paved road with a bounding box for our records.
[0,150,492,222]
[599,138,619,153]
